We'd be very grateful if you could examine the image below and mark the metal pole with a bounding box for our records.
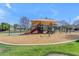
[9,25,10,36]
[20,25,21,35]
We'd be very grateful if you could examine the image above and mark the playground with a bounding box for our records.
[0,19,79,56]
[0,32,79,45]
[0,19,79,45]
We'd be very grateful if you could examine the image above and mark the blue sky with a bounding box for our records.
[0,3,79,24]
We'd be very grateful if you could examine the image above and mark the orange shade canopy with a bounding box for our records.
[31,19,56,26]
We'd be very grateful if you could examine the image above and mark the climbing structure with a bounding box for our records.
[24,19,56,34]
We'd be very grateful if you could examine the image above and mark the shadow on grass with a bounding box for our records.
[75,40,79,42]
[45,51,77,56]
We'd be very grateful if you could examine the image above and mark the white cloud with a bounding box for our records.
[0,8,10,24]
[73,16,79,20]
[0,9,6,19]
[6,3,12,9]
[38,9,58,18]
[71,16,79,24]
[38,14,44,18]
[51,9,58,16]
[0,9,6,15]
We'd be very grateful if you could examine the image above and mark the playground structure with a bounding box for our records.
[24,19,56,34]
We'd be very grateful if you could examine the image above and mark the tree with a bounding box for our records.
[20,16,30,30]
[13,24,20,31]
[58,20,72,33]
[0,23,10,31]
[73,20,79,30]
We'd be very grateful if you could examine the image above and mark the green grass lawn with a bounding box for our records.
[0,40,79,56]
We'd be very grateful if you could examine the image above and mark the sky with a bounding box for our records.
[0,3,79,25]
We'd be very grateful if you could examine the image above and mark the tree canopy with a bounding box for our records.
[0,23,10,31]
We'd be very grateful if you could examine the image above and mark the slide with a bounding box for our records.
[23,27,38,35]
[30,27,38,33]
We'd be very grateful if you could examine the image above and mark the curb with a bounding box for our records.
[0,39,78,46]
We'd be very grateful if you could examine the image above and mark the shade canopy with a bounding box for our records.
[31,19,56,26]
